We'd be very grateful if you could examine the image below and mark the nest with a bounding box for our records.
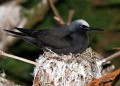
[33,48,114,86]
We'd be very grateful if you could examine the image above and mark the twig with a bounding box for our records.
[67,10,75,25]
[53,16,63,24]
[105,51,120,61]
[112,47,120,50]
[0,50,36,65]
[48,0,65,24]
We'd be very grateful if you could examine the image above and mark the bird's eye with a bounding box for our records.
[80,25,83,28]
[80,25,87,29]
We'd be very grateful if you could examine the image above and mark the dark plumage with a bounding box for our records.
[4,19,103,55]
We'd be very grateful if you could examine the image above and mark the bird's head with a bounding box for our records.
[69,19,103,32]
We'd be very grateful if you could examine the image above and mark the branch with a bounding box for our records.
[0,50,36,65]
[24,0,58,28]
[48,0,65,24]
[105,51,120,61]
[112,47,120,50]
[67,10,75,25]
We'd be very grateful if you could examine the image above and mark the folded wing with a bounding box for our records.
[4,25,72,49]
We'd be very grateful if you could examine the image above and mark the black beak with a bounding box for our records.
[85,27,104,31]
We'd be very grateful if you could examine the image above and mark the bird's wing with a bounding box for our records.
[36,34,72,49]
[28,24,70,37]
[14,27,35,35]
[14,24,70,37]
[31,24,72,48]
[4,26,72,49]
[4,30,42,48]
[48,24,71,37]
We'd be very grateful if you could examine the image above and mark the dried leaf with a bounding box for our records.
[87,68,120,86]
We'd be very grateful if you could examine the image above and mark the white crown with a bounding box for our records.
[77,19,90,27]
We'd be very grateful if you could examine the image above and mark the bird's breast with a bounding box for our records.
[71,33,89,47]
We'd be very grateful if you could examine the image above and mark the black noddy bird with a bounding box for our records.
[4,19,103,55]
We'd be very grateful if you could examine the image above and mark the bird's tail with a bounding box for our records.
[4,29,41,48]
[14,27,34,35]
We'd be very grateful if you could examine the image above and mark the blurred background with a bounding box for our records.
[0,0,120,85]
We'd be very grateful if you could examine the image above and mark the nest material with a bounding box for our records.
[33,48,114,86]
[0,76,15,86]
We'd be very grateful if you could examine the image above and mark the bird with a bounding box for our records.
[4,19,103,55]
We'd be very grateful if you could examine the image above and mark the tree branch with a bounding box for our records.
[0,50,36,65]
[112,47,120,50]
[105,51,120,61]
[48,0,65,24]
[67,9,75,25]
